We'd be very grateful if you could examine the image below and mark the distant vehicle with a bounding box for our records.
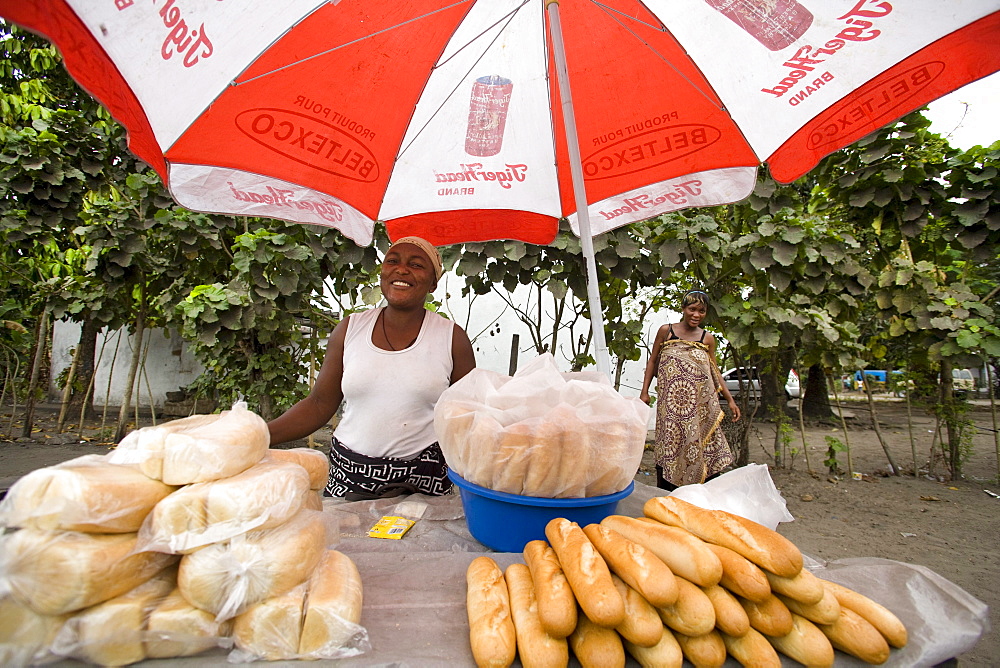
[720,367,799,400]
[952,368,974,397]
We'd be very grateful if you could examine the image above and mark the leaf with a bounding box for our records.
[771,240,797,266]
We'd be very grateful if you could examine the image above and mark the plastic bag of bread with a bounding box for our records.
[138,457,312,554]
[434,353,650,498]
[0,595,68,666]
[0,529,177,616]
[177,508,332,621]
[266,447,331,491]
[108,401,269,485]
[144,587,233,659]
[0,454,176,534]
[229,550,368,662]
[48,566,177,667]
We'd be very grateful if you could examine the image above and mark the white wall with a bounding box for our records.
[49,321,204,409]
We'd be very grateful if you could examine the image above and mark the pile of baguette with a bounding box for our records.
[435,360,651,498]
[467,496,908,668]
[0,403,366,666]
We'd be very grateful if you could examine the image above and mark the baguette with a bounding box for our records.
[765,567,824,605]
[776,589,840,625]
[623,625,683,668]
[299,550,364,657]
[504,563,569,668]
[544,518,625,628]
[266,447,330,490]
[818,607,891,664]
[522,421,565,497]
[145,588,231,659]
[719,627,782,668]
[0,454,175,533]
[600,515,721,587]
[466,556,516,668]
[522,540,577,638]
[656,576,716,637]
[705,543,771,602]
[740,593,793,637]
[568,611,625,668]
[701,583,750,637]
[675,629,727,668]
[582,523,678,607]
[610,574,663,648]
[491,422,535,495]
[2,529,176,616]
[232,583,306,661]
[765,613,834,668]
[820,579,907,648]
[644,496,802,577]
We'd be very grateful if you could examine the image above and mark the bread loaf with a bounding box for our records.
[504,563,569,668]
[491,422,535,495]
[522,421,565,497]
[600,515,721,587]
[551,404,591,498]
[765,566,824,604]
[705,543,771,602]
[568,611,625,668]
[0,595,67,666]
[820,579,907,648]
[582,523,678,607]
[740,593,794,637]
[145,588,231,659]
[610,574,663,648]
[465,556,516,668]
[266,447,330,490]
[776,588,840,625]
[623,625,683,668]
[818,607,891,664]
[298,550,364,657]
[719,627,781,668]
[544,518,625,628]
[764,613,834,668]
[701,583,750,637]
[177,508,327,620]
[53,567,176,667]
[464,413,504,490]
[656,576,716,637]
[0,454,175,533]
[232,583,307,661]
[2,529,176,616]
[110,402,269,485]
[644,496,803,577]
[143,458,311,553]
[675,629,726,668]
[522,540,577,638]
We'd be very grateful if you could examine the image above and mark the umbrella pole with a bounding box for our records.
[546,0,612,381]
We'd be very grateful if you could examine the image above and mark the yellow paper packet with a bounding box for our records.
[368,515,416,540]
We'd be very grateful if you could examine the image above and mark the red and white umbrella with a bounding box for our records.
[3,0,999,375]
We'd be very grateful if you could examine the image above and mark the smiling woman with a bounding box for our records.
[266,236,476,500]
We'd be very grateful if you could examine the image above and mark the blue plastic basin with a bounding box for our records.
[448,470,634,553]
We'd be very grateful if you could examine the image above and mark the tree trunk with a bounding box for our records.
[71,318,99,419]
[940,359,961,478]
[114,308,146,443]
[802,364,834,419]
[20,309,49,439]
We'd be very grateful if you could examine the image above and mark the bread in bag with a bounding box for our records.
[298,550,364,657]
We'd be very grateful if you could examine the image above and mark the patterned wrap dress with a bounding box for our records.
[653,334,735,486]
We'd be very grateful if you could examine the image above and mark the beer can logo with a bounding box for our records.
[465,75,513,157]
[705,0,813,51]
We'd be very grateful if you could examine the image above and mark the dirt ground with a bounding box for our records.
[1,394,998,665]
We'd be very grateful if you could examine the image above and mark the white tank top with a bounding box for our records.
[334,307,455,459]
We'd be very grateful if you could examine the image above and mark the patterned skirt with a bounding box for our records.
[325,437,453,500]
[654,340,734,487]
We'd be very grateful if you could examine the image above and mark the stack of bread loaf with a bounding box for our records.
[435,356,651,498]
[465,495,908,668]
[0,403,367,666]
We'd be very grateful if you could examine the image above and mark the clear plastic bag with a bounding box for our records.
[668,463,794,530]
